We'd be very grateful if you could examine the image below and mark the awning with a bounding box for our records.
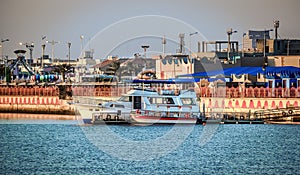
[178,66,300,78]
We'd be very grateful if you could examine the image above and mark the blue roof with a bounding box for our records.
[179,66,300,78]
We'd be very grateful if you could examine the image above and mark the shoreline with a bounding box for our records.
[1,113,300,125]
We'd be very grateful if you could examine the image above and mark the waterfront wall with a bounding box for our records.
[201,97,299,117]
[0,96,74,115]
[0,113,76,120]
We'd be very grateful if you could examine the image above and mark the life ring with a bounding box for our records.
[137,69,156,79]
[136,109,140,114]
[282,112,287,117]
[106,114,111,120]
[288,110,293,115]
[114,115,119,120]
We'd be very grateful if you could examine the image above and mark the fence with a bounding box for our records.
[0,86,59,96]
[197,87,300,98]
[1,86,299,98]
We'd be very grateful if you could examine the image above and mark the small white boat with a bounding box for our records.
[76,79,201,124]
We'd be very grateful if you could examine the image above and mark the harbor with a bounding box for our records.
[1,1,300,174]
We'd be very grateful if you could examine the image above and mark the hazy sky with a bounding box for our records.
[1,0,300,59]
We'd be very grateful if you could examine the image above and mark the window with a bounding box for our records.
[119,96,132,102]
[181,98,195,105]
[148,97,174,104]
[165,98,174,104]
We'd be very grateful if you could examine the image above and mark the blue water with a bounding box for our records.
[1,119,300,174]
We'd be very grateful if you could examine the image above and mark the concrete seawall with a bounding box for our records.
[0,113,76,120]
[201,97,299,117]
[0,96,75,115]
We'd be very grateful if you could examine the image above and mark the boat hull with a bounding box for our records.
[130,115,197,124]
[75,104,131,124]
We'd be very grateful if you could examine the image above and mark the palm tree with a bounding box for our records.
[0,65,11,83]
[0,65,5,78]
[52,64,72,83]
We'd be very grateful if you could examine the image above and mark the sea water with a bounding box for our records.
[0,116,300,174]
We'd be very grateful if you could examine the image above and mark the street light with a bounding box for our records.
[227,28,237,61]
[41,44,46,69]
[263,29,273,57]
[80,35,84,54]
[46,40,59,63]
[141,45,149,58]
[19,42,34,62]
[67,42,71,66]
[189,32,198,55]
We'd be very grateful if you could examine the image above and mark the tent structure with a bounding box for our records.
[178,66,300,78]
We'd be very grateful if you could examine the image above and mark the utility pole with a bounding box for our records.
[227,28,237,62]
[189,32,198,55]
[46,40,59,63]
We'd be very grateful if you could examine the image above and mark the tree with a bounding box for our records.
[105,59,120,76]
[0,64,5,78]
[52,64,72,83]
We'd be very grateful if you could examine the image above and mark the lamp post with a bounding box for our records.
[189,32,198,55]
[67,42,71,66]
[19,42,34,63]
[80,35,84,55]
[41,44,46,69]
[162,36,166,57]
[263,29,273,57]
[141,45,149,58]
[227,28,237,61]
[46,40,59,63]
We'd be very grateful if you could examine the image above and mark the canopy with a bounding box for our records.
[178,66,300,78]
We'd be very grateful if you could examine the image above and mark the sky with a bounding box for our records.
[0,0,300,60]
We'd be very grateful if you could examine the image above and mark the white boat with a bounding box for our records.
[75,79,201,124]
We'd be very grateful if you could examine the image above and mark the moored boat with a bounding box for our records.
[75,78,201,125]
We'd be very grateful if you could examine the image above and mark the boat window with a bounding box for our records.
[119,96,132,102]
[133,96,141,109]
[114,104,125,108]
[148,97,174,104]
[181,98,195,105]
[165,98,174,104]
[156,98,163,104]
[147,97,153,103]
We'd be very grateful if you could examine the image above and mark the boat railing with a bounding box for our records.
[91,110,132,122]
[135,109,199,118]
[155,104,194,109]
